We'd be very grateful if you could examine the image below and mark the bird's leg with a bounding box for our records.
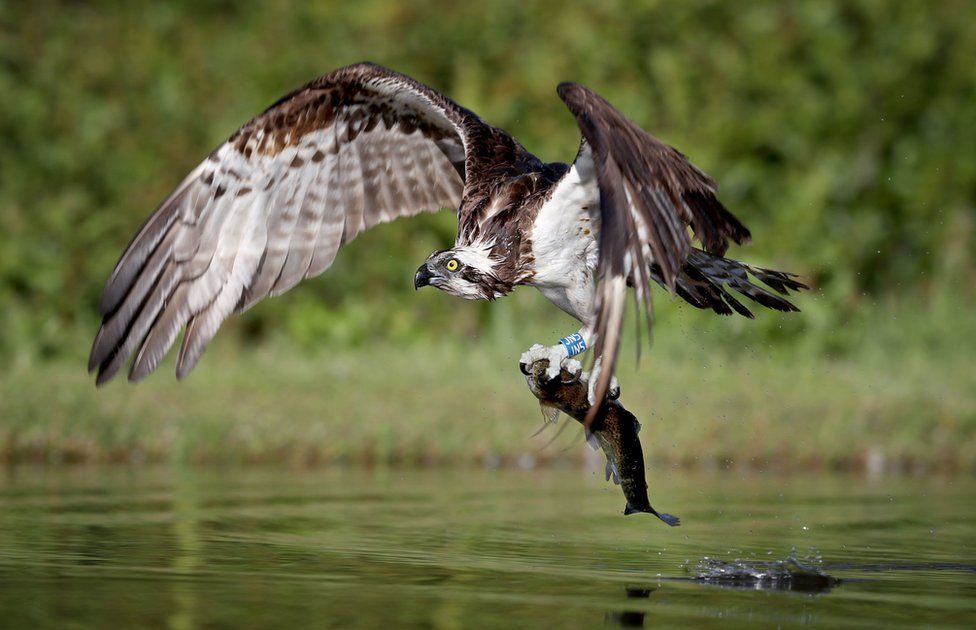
[586,356,620,406]
[519,328,592,382]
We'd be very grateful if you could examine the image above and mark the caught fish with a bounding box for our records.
[521,359,680,526]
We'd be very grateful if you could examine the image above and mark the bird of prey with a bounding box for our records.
[89,62,806,411]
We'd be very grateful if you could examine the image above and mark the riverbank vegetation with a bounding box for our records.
[4,298,972,471]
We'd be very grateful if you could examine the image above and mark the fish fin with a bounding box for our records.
[624,504,640,516]
[539,403,560,426]
[605,460,620,485]
[655,512,681,527]
[530,403,561,437]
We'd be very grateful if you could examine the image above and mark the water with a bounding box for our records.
[0,466,973,627]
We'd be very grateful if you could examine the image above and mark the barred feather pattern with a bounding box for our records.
[88,63,484,384]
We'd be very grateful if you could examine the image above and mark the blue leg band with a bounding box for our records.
[559,333,587,357]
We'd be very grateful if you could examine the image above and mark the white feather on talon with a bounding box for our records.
[586,358,620,405]
[519,343,569,380]
[562,358,583,376]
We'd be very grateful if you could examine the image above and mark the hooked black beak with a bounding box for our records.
[414,264,434,290]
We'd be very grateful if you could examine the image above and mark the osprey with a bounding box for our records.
[89,62,806,411]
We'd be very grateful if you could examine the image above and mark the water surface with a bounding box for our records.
[0,466,973,627]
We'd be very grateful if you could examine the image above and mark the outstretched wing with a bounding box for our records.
[556,82,752,413]
[90,62,489,384]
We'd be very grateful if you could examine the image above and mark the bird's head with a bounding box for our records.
[414,245,504,300]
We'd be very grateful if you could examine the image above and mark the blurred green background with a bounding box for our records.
[1,0,973,468]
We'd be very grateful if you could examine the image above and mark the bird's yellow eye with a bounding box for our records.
[446,259,460,272]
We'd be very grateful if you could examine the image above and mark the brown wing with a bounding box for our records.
[556,82,751,416]
[89,62,493,384]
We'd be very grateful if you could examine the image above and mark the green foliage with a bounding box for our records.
[1,0,974,361]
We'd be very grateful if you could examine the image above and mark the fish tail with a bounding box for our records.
[654,512,681,527]
[624,503,681,526]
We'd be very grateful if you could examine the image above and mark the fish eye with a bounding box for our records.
[446,259,460,272]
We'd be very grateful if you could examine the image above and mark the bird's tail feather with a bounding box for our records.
[650,249,808,317]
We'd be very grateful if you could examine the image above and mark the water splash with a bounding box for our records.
[686,548,840,593]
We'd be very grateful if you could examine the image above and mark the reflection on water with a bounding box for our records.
[604,587,654,627]
[0,467,973,627]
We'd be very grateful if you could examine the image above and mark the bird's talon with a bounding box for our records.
[561,366,581,385]
[520,343,569,383]
[559,357,584,384]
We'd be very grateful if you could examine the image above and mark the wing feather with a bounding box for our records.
[91,62,478,383]
[557,83,752,418]
[304,157,345,279]
[97,167,203,316]
[177,198,266,378]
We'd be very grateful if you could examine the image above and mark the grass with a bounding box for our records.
[2,300,973,472]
